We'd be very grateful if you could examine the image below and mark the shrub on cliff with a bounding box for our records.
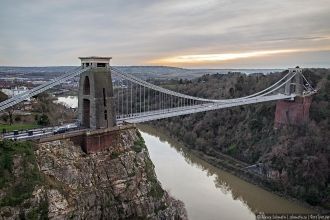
[0,140,43,207]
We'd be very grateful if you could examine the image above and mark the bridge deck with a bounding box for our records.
[117,94,294,123]
[38,124,135,143]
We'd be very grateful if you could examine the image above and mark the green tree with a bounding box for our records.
[0,91,16,125]
[35,114,50,126]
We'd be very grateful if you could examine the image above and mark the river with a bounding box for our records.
[54,96,78,108]
[138,126,313,220]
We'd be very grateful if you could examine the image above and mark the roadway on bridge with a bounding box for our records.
[1,123,79,141]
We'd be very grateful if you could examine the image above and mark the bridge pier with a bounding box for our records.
[274,96,312,128]
[78,126,133,153]
[46,124,136,153]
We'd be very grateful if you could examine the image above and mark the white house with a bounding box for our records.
[1,86,30,101]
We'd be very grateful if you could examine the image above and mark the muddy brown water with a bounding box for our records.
[139,126,314,220]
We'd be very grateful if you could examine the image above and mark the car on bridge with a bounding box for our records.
[53,127,67,134]
[53,123,79,134]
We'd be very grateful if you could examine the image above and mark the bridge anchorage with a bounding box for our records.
[0,57,316,153]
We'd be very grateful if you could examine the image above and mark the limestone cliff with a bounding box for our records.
[0,128,187,219]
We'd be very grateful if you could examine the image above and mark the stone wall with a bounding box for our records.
[39,125,137,154]
[81,129,120,153]
[70,125,135,153]
[274,96,312,128]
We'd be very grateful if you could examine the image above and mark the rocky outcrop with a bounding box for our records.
[0,128,187,219]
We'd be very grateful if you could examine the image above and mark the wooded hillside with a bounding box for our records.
[151,69,329,209]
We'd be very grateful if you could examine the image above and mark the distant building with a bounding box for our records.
[30,80,48,85]
[1,86,30,101]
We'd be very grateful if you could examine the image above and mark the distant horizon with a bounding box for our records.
[1,64,329,70]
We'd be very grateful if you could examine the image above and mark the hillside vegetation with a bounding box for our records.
[151,68,329,209]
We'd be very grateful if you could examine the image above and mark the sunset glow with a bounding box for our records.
[151,49,297,64]
[150,47,330,66]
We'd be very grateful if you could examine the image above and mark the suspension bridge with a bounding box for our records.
[0,57,315,152]
[111,66,314,124]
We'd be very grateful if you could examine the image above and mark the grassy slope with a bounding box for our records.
[0,123,40,132]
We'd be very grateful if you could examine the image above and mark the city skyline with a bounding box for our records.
[0,0,330,68]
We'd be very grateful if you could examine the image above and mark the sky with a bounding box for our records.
[0,0,330,68]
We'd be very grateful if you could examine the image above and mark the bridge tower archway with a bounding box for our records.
[83,76,90,95]
[82,98,90,128]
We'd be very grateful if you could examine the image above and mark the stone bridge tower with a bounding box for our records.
[78,57,116,129]
[274,67,312,128]
[284,67,303,96]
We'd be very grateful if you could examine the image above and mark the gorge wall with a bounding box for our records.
[0,128,187,219]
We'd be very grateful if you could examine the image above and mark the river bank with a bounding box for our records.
[139,125,326,215]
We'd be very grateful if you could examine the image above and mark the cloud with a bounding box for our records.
[0,0,329,67]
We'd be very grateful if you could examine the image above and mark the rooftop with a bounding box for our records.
[79,56,112,60]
